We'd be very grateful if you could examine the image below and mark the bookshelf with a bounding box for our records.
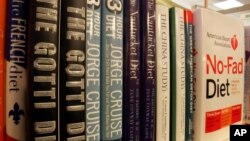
[0,0,249,141]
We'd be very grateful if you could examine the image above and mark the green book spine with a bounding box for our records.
[169,7,186,141]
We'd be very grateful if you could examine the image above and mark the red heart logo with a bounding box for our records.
[231,34,238,51]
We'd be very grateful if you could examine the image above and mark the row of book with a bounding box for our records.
[0,0,247,141]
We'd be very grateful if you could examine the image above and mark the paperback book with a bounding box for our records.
[27,0,60,140]
[101,0,123,141]
[5,0,28,140]
[0,0,7,140]
[169,7,186,141]
[184,9,194,141]
[86,0,101,141]
[155,0,170,141]
[140,0,157,140]
[123,0,141,141]
[193,8,244,141]
[60,0,86,140]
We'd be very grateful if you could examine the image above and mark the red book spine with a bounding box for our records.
[0,0,7,140]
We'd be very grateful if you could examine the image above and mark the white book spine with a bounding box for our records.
[174,7,186,141]
[156,4,170,141]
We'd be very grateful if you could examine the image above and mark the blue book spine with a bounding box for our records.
[60,0,86,140]
[27,0,60,140]
[5,0,28,140]
[101,0,123,141]
[86,0,101,141]
[140,0,156,141]
[123,0,140,141]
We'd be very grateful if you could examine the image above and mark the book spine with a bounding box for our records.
[60,0,86,140]
[27,0,60,140]
[86,0,101,141]
[156,2,170,141]
[5,0,28,140]
[140,0,156,141]
[245,26,250,124]
[169,7,186,141]
[192,9,202,141]
[184,10,194,141]
[0,0,7,140]
[122,0,140,141]
[101,0,123,141]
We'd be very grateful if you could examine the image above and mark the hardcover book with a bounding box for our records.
[245,26,250,124]
[184,9,194,141]
[193,8,244,141]
[27,0,60,140]
[140,0,156,141]
[0,0,7,140]
[123,0,141,141]
[101,0,123,141]
[86,0,101,141]
[60,0,86,140]
[155,0,170,141]
[5,0,28,140]
[169,7,186,141]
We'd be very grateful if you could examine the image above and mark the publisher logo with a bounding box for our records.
[9,103,24,125]
[230,125,250,141]
[231,34,238,51]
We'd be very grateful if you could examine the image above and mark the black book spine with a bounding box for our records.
[140,0,156,141]
[27,0,60,140]
[123,0,140,141]
[60,0,86,140]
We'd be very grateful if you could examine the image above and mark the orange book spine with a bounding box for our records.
[0,0,7,140]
